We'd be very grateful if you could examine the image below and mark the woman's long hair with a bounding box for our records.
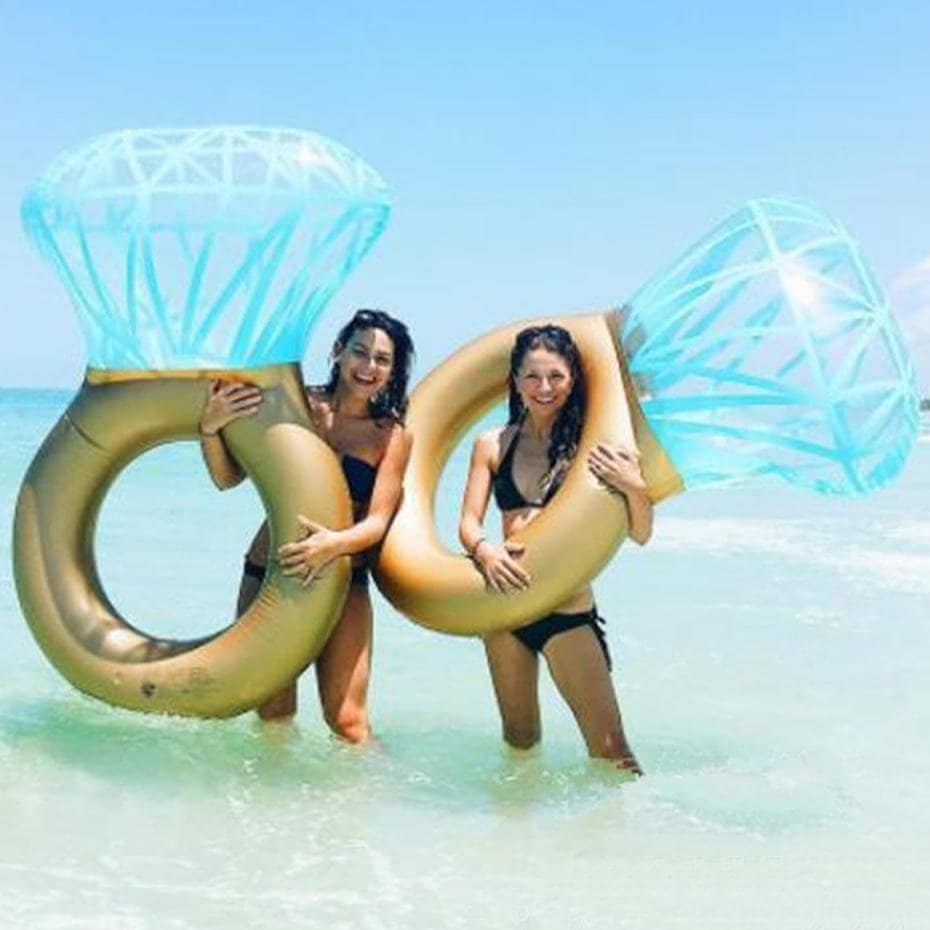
[507,324,586,469]
[324,309,415,422]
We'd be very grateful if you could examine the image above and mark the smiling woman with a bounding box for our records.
[199,308,415,739]
[457,323,651,774]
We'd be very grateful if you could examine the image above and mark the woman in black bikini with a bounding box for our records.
[459,325,651,775]
[199,309,414,740]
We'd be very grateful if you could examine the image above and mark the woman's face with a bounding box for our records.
[515,347,573,419]
[336,327,395,399]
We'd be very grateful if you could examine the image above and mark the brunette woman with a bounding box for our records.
[200,309,414,741]
[459,324,650,774]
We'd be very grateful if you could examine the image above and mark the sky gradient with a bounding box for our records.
[2,1,928,390]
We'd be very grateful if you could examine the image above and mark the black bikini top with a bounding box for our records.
[492,428,566,511]
[307,391,379,506]
[341,454,377,505]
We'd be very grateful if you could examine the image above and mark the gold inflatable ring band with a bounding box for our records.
[376,311,683,636]
[13,364,353,717]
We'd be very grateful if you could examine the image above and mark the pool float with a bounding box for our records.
[377,198,920,635]
[375,309,682,633]
[14,126,390,716]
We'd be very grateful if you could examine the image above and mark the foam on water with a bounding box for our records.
[2,393,929,929]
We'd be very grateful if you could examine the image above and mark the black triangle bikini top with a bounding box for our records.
[492,428,566,511]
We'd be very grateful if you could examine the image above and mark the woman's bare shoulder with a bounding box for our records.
[474,425,507,448]
[473,425,512,468]
[381,419,413,457]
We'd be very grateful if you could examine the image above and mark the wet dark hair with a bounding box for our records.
[507,324,586,469]
[325,309,415,422]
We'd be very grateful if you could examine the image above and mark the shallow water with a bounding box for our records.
[1,390,928,929]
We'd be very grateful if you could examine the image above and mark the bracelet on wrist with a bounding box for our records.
[468,537,487,559]
[198,425,219,438]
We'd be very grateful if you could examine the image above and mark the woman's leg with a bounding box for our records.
[542,626,641,774]
[257,681,298,721]
[315,583,373,744]
[236,567,299,722]
[483,631,542,750]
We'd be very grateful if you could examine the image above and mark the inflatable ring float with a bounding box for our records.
[13,125,392,717]
[13,364,353,717]
[375,310,684,636]
[376,200,922,634]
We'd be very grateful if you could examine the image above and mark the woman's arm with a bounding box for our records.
[620,487,653,546]
[459,430,530,593]
[587,442,654,545]
[277,424,413,583]
[459,430,496,556]
[199,380,263,490]
[200,432,245,490]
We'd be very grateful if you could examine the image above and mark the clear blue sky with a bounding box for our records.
[2,1,929,389]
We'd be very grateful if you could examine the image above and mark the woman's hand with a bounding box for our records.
[587,442,647,496]
[588,442,654,545]
[277,515,346,587]
[472,540,531,594]
[199,380,263,435]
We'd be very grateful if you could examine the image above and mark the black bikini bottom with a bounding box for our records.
[243,558,369,588]
[512,607,612,671]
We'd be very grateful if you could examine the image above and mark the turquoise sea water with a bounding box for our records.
[1,389,928,930]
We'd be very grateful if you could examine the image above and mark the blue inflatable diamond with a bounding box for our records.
[622,198,919,496]
[22,126,391,370]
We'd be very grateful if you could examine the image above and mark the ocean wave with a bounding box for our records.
[652,517,829,556]
[653,517,930,594]
[878,520,930,547]
[831,547,930,594]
